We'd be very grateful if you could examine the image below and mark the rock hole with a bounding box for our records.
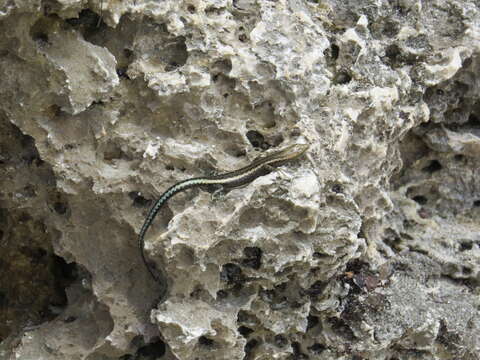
[242,247,262,269]
[116,67,129,79]
[246,130,266,148]
[324,43,339,64]
[308,343,326,354]
[238,326,254,337]
[466,113,480,127]
[305,281,326,297]
[103,142,127,161]
[216,289,228,299]
[123,48,133,58]
[454,154,465,162]
[128,192,151,208]
[211,58,233,76]
[65,9,106,36]
[198,336,215,347]
[63,316,77,323]
[53,201,68,215]
[274,334,288,347]
[245,338,259,354]
[459,241,473,251]
[382,21,399,38]
[306,315,319,331]
[385,44,401,62]
[54,256,78,282]
[292,342,308,359]
[220,263,244,285]
[20,134,41,165]
[331,184,343,193]
[473,200,480,207]
[333,70,352,84]
[312,251,329,259]
[32,32,50,46]
[421,159,442,173]
[328,317,355,340]
[412,195,427,205]
[136,338,166,359]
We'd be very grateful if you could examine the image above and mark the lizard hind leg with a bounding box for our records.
[210,184,225,202]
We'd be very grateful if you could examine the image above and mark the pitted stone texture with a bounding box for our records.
[0,0,479,359]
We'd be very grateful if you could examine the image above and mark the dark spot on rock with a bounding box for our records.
[308,343,326,354]
[242,247,262,269]
[312,251,328,259]
[244,338,259,353]
[246,130,266,149]
[467,113,480,127]
[238,326,254,337]
[292,342,308,359]
[454,154,465,162]
[334,70,352,84]
[459,241,472,251]
[129,192,151,208]
[54,256,78,282]
[66,9,106,36]
[220,263,244,285]
[306,315,319,330]
[328,317,355,340]
[324,43,339,64]
[412,195,427,205]
[136,338,166,359]
[274,334,288,347]
[32,32,50,46]
[198,336,214,347]
[18,212,32,222]
[23,185,36,198]
[53,201,68,215]
[422,159,442,173]
[116,67,129,79]
[305,281,326,297]
[385,44,401,63]
[64,316,76,323]
[123,48,133,58]
[216,289,228,299]
[331,184,343,193]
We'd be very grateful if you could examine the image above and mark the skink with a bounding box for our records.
[138,143,309,285]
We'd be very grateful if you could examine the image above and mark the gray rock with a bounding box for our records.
[0,0,479,359]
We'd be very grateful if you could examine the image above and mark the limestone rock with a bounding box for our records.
[0,0,479,359]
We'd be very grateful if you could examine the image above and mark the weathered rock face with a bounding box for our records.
[0,0,479,359]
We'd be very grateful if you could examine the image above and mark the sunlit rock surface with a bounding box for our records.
[0,0,479,359]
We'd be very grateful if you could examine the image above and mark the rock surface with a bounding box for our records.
[0,0,479,359]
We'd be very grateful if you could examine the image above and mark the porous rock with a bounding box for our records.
[0,0,479,359]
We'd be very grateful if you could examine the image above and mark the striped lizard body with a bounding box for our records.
[138,143,309,285]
